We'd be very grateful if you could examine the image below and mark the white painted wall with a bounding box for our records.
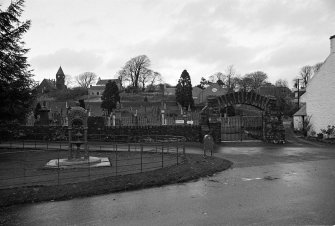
[293,116,304,130]
[304,36,335,134]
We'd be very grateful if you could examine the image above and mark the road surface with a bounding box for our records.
[1,133,335,225]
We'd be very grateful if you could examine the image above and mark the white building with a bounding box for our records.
[300,35,335,134]
[293,104,306,131]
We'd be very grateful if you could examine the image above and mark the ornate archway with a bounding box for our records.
[200,91,285,143]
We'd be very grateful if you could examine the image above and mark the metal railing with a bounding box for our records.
[0,136,186,189]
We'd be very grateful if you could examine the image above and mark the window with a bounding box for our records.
[97,92,99,95]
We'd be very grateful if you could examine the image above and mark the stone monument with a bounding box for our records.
[45,106,110,169]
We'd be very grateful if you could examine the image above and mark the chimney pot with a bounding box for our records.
[330,35,335,53]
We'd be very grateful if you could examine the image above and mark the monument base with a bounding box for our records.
[45,156,111,169]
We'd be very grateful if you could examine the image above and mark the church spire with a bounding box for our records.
[56,66,65,76]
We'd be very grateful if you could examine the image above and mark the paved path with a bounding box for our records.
[1,132,335,225]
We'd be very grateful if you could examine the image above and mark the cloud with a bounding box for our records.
[23,0,335,86]
[30,48,103,72]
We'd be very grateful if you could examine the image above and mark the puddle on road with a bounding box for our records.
[241,177,262,181]
[263,176,280,180]
[241,176,280,181]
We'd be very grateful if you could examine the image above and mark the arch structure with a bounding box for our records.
[217,91,275,112]
[200,91,285,143]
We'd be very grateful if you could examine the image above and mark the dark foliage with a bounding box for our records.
[176,70,194,108]
[33,103,41,119]
[101,80,120,115]
[0,0,35,123]
[79,99,85,109]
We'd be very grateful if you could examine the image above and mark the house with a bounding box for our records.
[192,86,202,103]
[163,85,176,96]
[88,78,121,97]
[195,83,228,104]
[256,85,292,99]
[293,104,306,131]
[299,35,335,135]
[37,79,56,94]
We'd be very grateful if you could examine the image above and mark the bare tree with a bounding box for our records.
[208,72,226,83]
[245,71,268,91]
[225,65,236,92]
[299,65,313,87]
[236,76,253,92]
[275,79,288,87]
[75,72,98,88]
[65,74,73,88]
[118,55,151,90]
[150,71,163,86]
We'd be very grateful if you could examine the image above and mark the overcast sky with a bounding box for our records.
[1,0,335,87]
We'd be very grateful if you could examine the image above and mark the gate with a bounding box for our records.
[221,115,263,141]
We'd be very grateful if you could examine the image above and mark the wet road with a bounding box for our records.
[2,140,335,225]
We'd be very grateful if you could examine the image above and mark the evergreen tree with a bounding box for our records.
[196,77,208,89]
[0,0,35,123]
[101,81,120,115]
[176,70,194,109]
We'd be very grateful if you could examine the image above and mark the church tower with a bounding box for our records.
[56,66,66,90]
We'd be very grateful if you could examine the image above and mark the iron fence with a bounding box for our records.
[0,136,185,189]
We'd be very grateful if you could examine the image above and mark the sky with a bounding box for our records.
[1,0,335,87]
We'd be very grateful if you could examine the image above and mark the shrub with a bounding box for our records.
[317,133,323,139]
[321,125,335,139]
[302,116,312,137]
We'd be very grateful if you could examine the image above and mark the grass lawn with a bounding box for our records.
[0,150,232,207]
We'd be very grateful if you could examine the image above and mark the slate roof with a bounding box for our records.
[293,104,306,116]
[96,79,119,86]
[56,66,65,76]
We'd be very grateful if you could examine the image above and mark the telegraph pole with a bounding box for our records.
[295,79,302,108]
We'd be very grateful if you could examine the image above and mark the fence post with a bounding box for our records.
[23,149,26,185]
[161,145,164,168]
[57,146,60,185]
[140,143,143,172]
[115,144,118,176]
[177,146,179,165]
[88,146,91,181]
[240,114,243,142]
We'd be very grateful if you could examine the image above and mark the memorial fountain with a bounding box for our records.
[45,106,110,168]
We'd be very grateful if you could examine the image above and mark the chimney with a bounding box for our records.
[330,35,335,54]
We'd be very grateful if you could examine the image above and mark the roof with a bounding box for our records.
[89,86,105,90]
[293,105,306,116]
[96,79,119,86]
[56,66,65,76]
[39,79,56,89]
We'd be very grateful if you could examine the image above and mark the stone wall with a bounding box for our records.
[0,124,202,142]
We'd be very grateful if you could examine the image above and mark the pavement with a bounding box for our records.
[1,128,335,225]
